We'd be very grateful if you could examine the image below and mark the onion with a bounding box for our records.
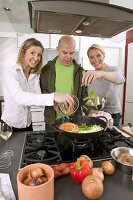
[91,167,104,182]
[101,160,115,175]
[39,176,48,184]
[27,178,42,186]
[23,172,32,185]
[30,167,44,178]
[79,155,93,169]
[82,175,104,200]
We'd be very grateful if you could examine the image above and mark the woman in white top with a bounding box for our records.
[1,38,74,132]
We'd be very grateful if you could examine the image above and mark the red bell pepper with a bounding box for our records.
[69,158,92,183]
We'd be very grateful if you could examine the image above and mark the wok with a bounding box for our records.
[50,115,107,141]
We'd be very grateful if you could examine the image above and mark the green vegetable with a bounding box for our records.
[78,124,103,133]
[83,89,99,109]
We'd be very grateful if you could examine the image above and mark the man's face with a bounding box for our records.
[57,40,75,66]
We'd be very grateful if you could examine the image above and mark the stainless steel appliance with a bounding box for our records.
[28,0,133,38]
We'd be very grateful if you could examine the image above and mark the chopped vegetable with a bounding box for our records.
[59,122,79,133]
[83,88,99,109]
[58,122,103,133]
[78,124,103,133]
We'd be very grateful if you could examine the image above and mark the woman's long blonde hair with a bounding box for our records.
[17,38,44,74]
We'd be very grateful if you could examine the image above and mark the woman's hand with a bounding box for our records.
[82,71,105,85]
[54,93,74,108]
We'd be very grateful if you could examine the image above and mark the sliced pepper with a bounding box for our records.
[69,158,92,184]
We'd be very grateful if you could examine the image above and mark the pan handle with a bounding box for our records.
[95,116,107,122]
[95,116,108,129]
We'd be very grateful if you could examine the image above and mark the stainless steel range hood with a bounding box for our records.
[28,0,133,38]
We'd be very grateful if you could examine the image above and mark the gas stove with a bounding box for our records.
[19,128,133,169]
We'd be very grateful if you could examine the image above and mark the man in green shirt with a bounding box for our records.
[40,35,87,128]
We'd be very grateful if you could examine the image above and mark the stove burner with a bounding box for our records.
[36,135,46,144]
[36,150,47,160]
[98,129,133,152]
[19,132,62,168]
[19,128,133,169]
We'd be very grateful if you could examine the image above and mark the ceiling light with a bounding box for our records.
[82,21,90,26]
[3,7,11,11]
[75,29,83,34]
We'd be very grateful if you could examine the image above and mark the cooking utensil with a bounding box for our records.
[59,95,79,116]
[58,108,70,121]
[111,147,133,180]
[50,115,107,141]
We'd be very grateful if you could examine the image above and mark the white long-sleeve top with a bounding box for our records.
[1,64,54,128]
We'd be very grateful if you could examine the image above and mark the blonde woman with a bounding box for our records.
[82,44,125,126]
[1,38,74,132]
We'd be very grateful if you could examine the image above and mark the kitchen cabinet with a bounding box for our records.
[79,36,123,70]
[124,102,133,124]
[17,33,50,48]
[31,107,45,131]
[123,29,133,124]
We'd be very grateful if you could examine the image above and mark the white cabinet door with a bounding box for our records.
[125,43,133,102]
[124,102,133,124]
[124,42,133,124]
[31,107,45,131]
[17,34,49,48]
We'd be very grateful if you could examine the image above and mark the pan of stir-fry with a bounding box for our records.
[50,115,107,141]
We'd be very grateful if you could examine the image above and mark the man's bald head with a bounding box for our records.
[57,36,76,66]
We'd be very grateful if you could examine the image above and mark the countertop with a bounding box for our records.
[0,131,133,200]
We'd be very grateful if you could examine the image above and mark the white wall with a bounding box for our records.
[0,37,17,96]
[110,0,133,9]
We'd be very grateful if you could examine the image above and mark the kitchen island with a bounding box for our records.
[0,131,133,200]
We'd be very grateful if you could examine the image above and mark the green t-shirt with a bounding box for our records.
[55,59,74,119]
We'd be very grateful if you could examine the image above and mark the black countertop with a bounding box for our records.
[0,131,133,200]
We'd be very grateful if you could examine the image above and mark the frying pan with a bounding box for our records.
[50,115,107,141]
